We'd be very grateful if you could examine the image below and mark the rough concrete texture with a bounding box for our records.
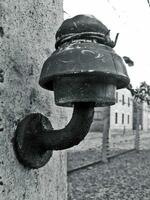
[0,0,68,199]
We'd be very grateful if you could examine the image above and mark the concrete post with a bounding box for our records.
[0,1,68,199]
[135,103,140,152]
[102,107,110,163]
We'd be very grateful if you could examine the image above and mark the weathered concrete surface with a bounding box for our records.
[0,0,68,199]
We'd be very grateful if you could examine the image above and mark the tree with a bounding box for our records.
[127,81,150,104]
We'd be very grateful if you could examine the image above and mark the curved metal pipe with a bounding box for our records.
[14,102,94,168]
[40,102,94,150]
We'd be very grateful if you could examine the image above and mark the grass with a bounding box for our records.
[68,136,150,200]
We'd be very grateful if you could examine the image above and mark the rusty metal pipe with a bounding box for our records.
[40,102,94,150]
[14,102,94,168]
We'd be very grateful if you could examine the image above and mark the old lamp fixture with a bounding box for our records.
[14,15,130,169]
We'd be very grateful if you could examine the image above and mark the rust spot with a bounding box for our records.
[0,161,4,165]
[29,10,34,15]
[0,181,3,185]
[29,65,34,76]
[23,192,26,199]
[0,69,4,83]
[13,65,23,78]
[29,88,37,105]
[11,137,15,144]
[0,27,4,37]
[0,128,4,132]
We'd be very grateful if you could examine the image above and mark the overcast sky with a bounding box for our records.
[64,0,150,88]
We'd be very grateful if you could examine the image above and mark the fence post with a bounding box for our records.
[135,103,140,152]
[102,107,110,163]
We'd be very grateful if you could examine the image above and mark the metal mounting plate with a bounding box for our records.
[13,113,53,169]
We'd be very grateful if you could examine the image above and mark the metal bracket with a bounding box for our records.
[13,113,53,169]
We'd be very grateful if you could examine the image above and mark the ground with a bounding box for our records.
[67,134,150,200]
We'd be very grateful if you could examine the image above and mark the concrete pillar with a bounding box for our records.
[102,107,110,163]
[135,104,140,152]
[0,0,68,199]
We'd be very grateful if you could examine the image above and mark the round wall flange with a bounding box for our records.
[13,113,53,169]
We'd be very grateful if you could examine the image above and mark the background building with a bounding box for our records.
[90,88,133,133]
[110,88,133,133]
[90,107,107,132]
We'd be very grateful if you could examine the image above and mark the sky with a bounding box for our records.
[63,0,150,88]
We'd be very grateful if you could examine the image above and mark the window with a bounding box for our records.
[122,113,124,124]
[128,97,130,107]
[94,111,101,120]
[116,92,118,103]
[128,115,130,124]
[122,95,125,105]
[115,112,118,124]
